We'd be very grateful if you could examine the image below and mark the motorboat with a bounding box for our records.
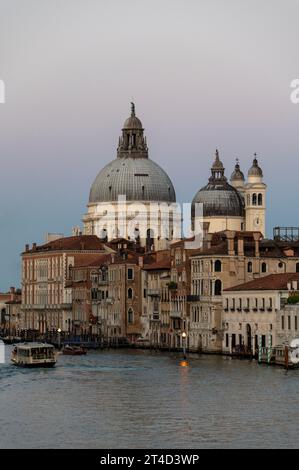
[62,344,87,356]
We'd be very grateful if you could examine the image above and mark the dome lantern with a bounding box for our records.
[248,153,263,178]
[88,104,176,203]
[230,158,245,183]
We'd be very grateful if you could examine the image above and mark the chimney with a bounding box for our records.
[287,282,291,291]
[237,237,244,256]
[226,231,236,256]
[203,233,213,250]
[139,256,144,268]
[25,244,29,252]
[253,232,260,257]
[10,286,15,301]
[292,280,298,291]
[32,243,37,251]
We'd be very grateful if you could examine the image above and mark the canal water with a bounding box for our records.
[0,346,299,449]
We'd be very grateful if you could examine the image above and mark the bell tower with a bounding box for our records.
[245,154,266,236]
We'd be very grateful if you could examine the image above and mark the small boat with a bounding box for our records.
[62,344,87,356]
[11,342,56,368]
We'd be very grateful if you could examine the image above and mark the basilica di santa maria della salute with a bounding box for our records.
[82,103,267,246]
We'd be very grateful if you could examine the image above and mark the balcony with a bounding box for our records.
[170,311,183,318]
[186,295,200,302]
[151,314,160,321]
[147,289,160,297]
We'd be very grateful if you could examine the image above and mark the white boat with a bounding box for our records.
[11,342,57,368]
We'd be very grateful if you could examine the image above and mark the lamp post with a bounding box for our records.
[182,331,187,359]
[57,328,62,350]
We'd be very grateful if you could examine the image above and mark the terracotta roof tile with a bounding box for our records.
[143,258,171,271]
[224,273,299,292]
[24,235,106,253]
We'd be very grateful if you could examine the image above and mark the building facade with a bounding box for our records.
[21,235,111,335]
[189,231,299,353]
[192,151,266,236]
[222,273,299,354]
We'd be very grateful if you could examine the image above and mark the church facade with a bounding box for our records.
[83,104,179,251]
[83,105,266,245]
[192,150,266,237]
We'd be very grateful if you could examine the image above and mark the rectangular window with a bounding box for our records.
[295,316,298,331]
[262,335,266,347]
[127,268,134,280]
[288,316,291,330]
[281,316,284,330]
[143,289,147,298]
[226,333,229,348]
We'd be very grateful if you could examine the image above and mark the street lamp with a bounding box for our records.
[57,328,62,350]
[182,331,187,359]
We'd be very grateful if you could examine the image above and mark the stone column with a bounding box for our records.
[229,334,232,354]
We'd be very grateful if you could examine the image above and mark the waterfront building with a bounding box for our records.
[167,239,197,350]
[0,287,22,335]
[142,256,171,348]
[66,253,114,338]
[106,249,145,344]
[83,103,178,251]
[222,273,299,354]
[189,230,299,353]
[20,235,110,335]
[192,151,266,236]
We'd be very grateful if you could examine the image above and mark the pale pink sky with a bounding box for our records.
[0,0,299,288]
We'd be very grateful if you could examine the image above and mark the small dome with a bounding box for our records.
[192,150,244,218]
[230,160,245,182]
[248,156,263,177]
[192,181,245,218]
[123,115,143,130]
[123,102,143,129]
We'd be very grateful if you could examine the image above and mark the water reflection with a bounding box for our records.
[0,347,299,448]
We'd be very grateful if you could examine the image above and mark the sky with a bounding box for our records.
[0,0,299,290]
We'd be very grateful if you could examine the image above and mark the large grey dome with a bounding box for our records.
[89,157,176,203]
[192,150,244,218]
[89,103,176,204]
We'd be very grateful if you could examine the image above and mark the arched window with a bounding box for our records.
[252,193,257,205]
[214,260,222,272]
[247,261,253,273]
[296,262,299,273]
[128,308,134,324]
[258,193,263,206]
[100,228,107,241]
[278,261,285,272]
[127,288,133,299]
[261,262,267,273]
[214,279,222,296]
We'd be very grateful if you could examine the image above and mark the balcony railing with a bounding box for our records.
[186,295,200,302]
[147,289,160,296]
[151,314,160,321]
[170,311,183,318]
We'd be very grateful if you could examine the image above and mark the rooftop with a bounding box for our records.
[224,273,299,292]
[23,235,106,254]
